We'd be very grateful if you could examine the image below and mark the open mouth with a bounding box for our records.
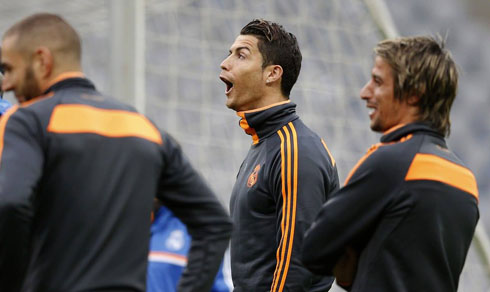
[220,76,234,95]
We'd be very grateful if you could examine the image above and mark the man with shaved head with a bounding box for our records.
[1,13,81,102]
[0,13,232,292]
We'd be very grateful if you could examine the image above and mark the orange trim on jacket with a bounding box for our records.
[238,112,259,144]
[237,100,292,145]
[344,134,413,185]
[321,139,336,167]
[383,123,406,135]
[405,153,479,201]
[237,100,290,114]
[20,92,55,107]
[271,123,298,292]
[19,71,83,106]
[47,104,163,145]
[344,143,380,185]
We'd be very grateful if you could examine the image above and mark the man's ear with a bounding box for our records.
[33,47,53,79]
[265,64,283,84]
[407,94,420,106]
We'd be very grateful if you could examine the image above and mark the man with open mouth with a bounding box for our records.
[220,18,339,292]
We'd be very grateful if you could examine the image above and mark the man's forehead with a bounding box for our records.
[230,34,259,51]
[0,39,11,60]
[1,35,19,54]
[371,56,390,73]
[0,36,26,66]
[373,56,391,69]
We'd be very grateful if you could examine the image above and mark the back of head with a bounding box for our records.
[240,19,302,98]
[374,36,458,136]
[4,13,81,66]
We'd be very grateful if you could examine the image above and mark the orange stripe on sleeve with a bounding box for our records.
[47,104,162,145]
[271,126,293,292]
[321,138,336,167]
[272,130,287,291]
[0,105,19,166]
[277,122,299,292]
[344,143,381,185]
[344,134,413,186]
[405,153,479,200]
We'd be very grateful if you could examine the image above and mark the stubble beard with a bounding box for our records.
[19,65,43,102]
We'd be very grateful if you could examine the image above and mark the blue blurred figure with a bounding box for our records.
[0,72,12,116]
[0,99,12,116]
[148,203,233,292]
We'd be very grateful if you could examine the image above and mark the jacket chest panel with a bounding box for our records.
[231,146,275,217]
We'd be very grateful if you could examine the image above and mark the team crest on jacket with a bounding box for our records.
[247,164,261,188]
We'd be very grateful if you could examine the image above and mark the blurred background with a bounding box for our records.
[0,0,488,290]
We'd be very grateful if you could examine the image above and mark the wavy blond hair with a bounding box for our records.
[375,36,458,136]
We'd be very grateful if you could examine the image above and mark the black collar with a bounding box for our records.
[381,122,443,143]
[237,100,298,144]
[43,77,96,95]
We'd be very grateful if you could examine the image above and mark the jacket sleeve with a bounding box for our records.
[268,132,339,291]
[301,152,396,276]
[0,107,43,291]
[210,250,233,292]
[156,132,233,292]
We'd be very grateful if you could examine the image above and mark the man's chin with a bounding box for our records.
[16,95,38,104]
[369,122,384,133]
[225,99,236,111]
[16,92,42,103]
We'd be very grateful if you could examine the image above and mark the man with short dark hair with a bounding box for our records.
[220,19,339,291]
[0,13,232,292]
[302,36,479,292]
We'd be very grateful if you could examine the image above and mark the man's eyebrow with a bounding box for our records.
[229,46,251,54]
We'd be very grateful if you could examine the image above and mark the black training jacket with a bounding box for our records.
[230,100,339,292]
[0,74,232,292]
[302,122,479,292]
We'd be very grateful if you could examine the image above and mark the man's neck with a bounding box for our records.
[254,91,287,109]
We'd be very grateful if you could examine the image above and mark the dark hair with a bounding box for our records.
[375,36,458,136]
[4,13,81,62]
[240,19,302,97]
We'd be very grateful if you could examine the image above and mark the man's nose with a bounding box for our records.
[360,81,371,101]
[220,56,230,71]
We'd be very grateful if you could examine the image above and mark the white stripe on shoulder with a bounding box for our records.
[148,251,187,267]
